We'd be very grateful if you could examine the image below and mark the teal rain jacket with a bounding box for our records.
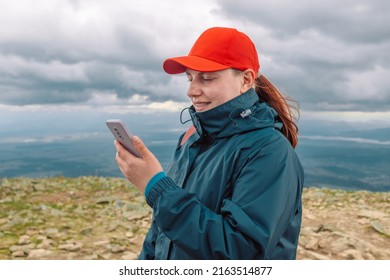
[139,88,304,259]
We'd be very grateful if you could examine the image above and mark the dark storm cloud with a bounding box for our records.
[0,27,179,105]
[217,0,390,44]
[0,0,192,106]
[0,58,177,105]
[0,0,389,112]
[216,0,390,111]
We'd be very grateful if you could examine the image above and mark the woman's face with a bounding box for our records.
[186,69,245,112]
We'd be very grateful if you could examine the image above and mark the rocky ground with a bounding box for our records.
[0,177,389,260]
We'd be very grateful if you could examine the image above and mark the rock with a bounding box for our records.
[345,236,375,252]
[140,219,151,227]
[50,208,65,217]
[100,253,113,260]
[1,178,389,260]
[12,250,28,258]
[123,210,149,220]
[317,235,332,251]
[59,242,82,252]
[115,200,125,208]
[304,238,319,250]
[93,240,110,247]
[304,251,330,260]
[45,228,59,239]
[40,204,49,211]
[37,239,55,249]
[84,254,99,260]
[96,196,116,204]
[28,249,53,259]
[129,236,144,245]
[0,218,8,225]
[0,197,13,203]
[26,228,39,235]
[370,220,390,237]
[80,227,93,236]
[358,210,386,219]
[362,253,375,260]
[9,244,33,253]
[340,249,364,260]
[18,235,30,245]
[32,184,46,192]
[107,222,121,232]
[315,224,336,233]
[8,217,28,228]
[303,213,316,220]
[356,218,369,225]
[326,236,348,254]
[121,252,138,260]
[300,226,321,236]
[111,245,126,254]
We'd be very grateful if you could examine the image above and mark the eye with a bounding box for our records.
[202,76,214,82]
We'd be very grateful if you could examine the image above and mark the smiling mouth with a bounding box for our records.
[193,102,211,110]
[194,102,211,106]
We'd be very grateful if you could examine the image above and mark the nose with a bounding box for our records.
[187,80,202,98]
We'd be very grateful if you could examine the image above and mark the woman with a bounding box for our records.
[114,27,304,259]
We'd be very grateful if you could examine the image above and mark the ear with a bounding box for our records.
[240,69,256,93]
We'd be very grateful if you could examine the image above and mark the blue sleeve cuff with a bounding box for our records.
[144,171,166,197]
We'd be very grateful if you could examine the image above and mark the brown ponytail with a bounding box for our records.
[255,75,299,148]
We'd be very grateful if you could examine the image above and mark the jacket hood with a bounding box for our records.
[189,88,282,141]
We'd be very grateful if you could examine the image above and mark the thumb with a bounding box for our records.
[132,136,151,158]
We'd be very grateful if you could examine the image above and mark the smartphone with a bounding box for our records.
[106,119,141,158]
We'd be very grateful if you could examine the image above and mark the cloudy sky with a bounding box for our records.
[0,0,389,126]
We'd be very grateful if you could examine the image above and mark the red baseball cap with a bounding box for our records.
[163,27,260,75]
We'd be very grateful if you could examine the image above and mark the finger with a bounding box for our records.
[114,140,131,159]
[114,140,122,151]
[114,142,128,164]
[132,136,151,159]
[115,150,122,165]
[115,149,129,174]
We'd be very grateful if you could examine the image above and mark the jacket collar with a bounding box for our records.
[188,88,280,141]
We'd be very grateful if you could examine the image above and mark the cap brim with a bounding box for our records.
[163,56,230,74]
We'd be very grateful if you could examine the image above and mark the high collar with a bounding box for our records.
[188,88,281,142]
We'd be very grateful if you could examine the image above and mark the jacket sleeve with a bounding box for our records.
[146,138,303,259]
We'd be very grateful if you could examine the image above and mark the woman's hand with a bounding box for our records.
[114,136,163,193]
